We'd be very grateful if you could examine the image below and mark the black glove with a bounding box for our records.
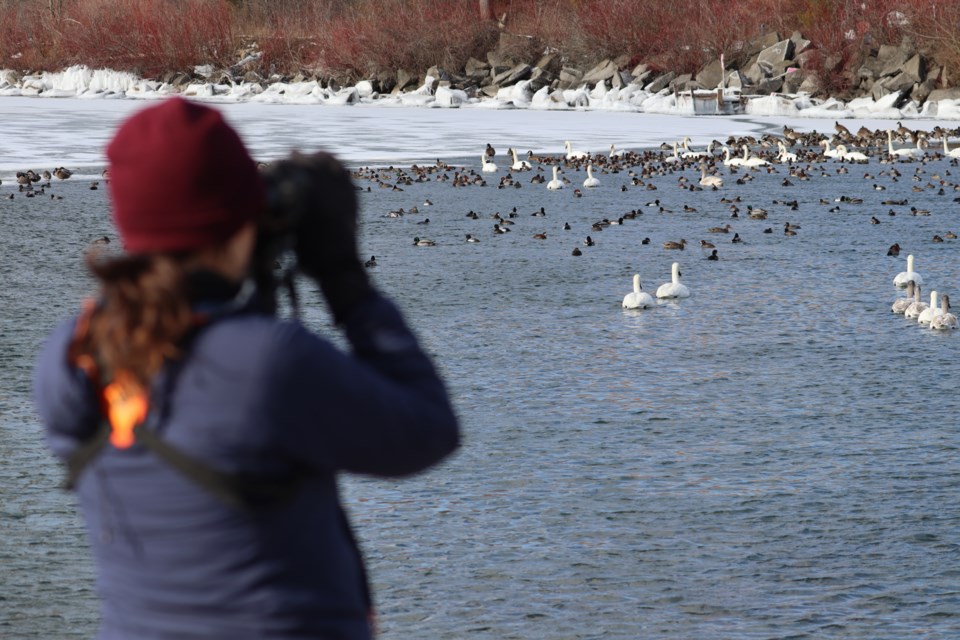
[261,151,373,322]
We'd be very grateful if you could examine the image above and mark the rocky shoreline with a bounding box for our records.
[3,30,960,119]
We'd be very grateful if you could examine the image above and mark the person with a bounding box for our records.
[33,97,460,639]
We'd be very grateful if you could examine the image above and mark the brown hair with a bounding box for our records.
[69,250,195,387]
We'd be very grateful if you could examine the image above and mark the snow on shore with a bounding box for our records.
[3,65,960,120]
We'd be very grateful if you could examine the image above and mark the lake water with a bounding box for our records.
[1,99,959,639]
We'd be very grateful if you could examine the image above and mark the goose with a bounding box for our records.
[777,141,798,163]
[835,144,869,162]
[547,165,564,190]
[583,165,600,188]
[887,130,923,159]
[942,137,960,159]
[918,290,943,324]
[904,284,928,319]
[930,294,959,329]
[622,274,655,309]
[656,262,690,298]
[481,153,497,173]
[892,281,915,313]
[893,254,924,287]
[510,148,532,171]
[564,140,588,160]
[699,167,723,188]
[413,236,436,246]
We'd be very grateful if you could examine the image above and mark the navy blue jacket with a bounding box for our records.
[33,287,460,639]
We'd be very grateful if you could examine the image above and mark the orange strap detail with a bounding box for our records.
[103,372,148,449]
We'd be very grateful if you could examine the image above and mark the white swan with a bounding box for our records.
[777,141,798,163]
[943,137,960,159]
[481,153,497,173]
[891,281,916,314]
[893,253,924,288]
[820,139,842,159]
[887,130,923,159]
[930,294,959,329]
[656,262,690,299]
[622,274,655,309]
[835,144,868,162]
[583,165,600,188]
[664,142,681,163]
[699,167,723,188]
[564,140,588,160]
[904,284,928,319]
[546,165,564,190]
[609,143,626,159]
[680,136,710,159]
[510,148,532,171]
[918,290,943,324]
[740,145,769,167]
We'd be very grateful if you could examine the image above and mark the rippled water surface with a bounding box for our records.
[2,101,959,639]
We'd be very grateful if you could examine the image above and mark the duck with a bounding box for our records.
[887,243,901,256]
[892,281,916,314]
[699,240,715,249]
[547,166,564,190]
[904,284,929,319]
[583,236,595,247]
[413,237,436,246]
[533,232,547,240]
[917,290,943,324]
[583,165,600,188]
[364,256,377,267]
[707,249,719,260]
[481,153,497,173]
[708,224,732,233]
[662,239,686,250]
[622,274,655,309]
[893,253,924,287]
[731,233,743,243]
[656,262,690,299]
[930,294,959,329]
[465,234,480,243]
[571,247,582,256]
[53,167,73,180]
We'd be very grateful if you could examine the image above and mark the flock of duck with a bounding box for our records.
[351,121,958,319]
[891,253,958,330]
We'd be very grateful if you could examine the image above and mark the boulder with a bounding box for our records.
[696,59,724,90]
[747,31,782,56]
[534,53,562,74]
[465,57,490,78]
[797,74,820,94]
[558,66,583,88]
[395,69,417,91]
[668,73,693,90]
[902,54,924,84]
[495,31,535,66]
[633,69,653,86]
[724,70,744,90]
[782,69,804,94]
[878,44,911,78]
[790,31,812,55]
[492,63,532,86]
[646,71,675,93]
[911,78,937,103]
[926,87,960,102]
[630,62,648,77]
[757,76,784,94]
[581,59,618,87]
[757,40,795,71]
[882,71,915,94]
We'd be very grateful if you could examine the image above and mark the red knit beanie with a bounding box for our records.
[107,97,264,253]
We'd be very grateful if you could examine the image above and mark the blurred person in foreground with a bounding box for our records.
[33,97,460,639]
